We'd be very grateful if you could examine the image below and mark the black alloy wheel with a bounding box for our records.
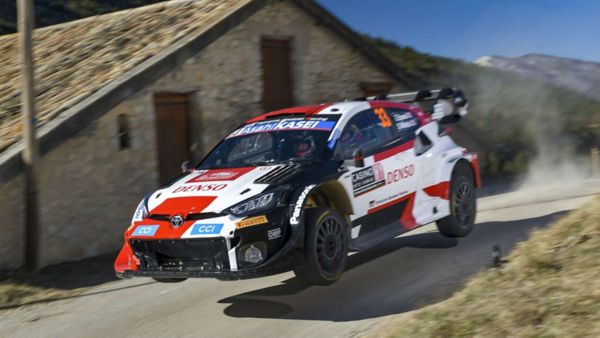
[294,207,349,285]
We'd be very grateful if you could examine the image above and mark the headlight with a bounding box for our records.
[228,192,276,217]
[131,196,149,223]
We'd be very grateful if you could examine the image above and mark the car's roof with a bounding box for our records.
[246,100,421,123]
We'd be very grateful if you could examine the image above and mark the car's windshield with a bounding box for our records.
[198,116,339,169]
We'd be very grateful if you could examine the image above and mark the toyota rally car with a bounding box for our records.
[115,88,480,285]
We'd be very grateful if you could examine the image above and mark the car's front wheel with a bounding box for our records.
[437,163,476,237]
[293,207,349,285]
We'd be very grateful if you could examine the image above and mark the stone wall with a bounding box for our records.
[148,0,404,160]
[0,95,157,268]
[0,0,403,269]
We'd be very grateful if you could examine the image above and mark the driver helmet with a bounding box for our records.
[293,138,314,158]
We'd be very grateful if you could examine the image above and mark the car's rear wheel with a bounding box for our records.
[437,163,476,237]
[152,277,187,283]
[293,207,348,285]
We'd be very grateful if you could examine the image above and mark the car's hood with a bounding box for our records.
[146,165,289,217]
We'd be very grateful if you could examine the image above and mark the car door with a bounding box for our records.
[382,108,422,229]
[337,108,414,233]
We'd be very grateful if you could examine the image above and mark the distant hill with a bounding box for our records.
[476,54,600,100]
[0,0,162,35]
[1,1,598,176]
[368,36,600,175]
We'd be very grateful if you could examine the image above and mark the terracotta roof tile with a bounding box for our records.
[0,0,251,152]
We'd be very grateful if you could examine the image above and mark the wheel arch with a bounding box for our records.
[437,157,478,189]
[306,180,353,225]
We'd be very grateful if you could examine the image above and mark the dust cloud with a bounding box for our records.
[472,68,597,190]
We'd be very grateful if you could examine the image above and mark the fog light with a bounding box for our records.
[238,242,267,266]
[245,245,263,264]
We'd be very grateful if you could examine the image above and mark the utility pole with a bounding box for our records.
[592,147,600,178]
[18,0,40,272]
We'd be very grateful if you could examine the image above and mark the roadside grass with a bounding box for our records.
[0,253,117,310]
[374,195,600,337]
[0,281,80,309]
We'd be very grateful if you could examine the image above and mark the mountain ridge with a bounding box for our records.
[475,54,600,99]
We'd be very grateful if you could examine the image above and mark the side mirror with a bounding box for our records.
[181,160,192,173]
[353,149,365,168]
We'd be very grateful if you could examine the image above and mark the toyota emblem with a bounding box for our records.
[170,214,184,228]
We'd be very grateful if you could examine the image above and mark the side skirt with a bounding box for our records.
[349,194,421,251]
[349,221,406,251]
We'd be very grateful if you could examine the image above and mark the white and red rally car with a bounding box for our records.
[115,88,480,285]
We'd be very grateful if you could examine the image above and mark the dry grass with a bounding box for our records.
[0,253,117,310]
[373,196,600,338]
[0,281,80,309]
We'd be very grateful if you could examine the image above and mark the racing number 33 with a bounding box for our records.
[374,108,392,128]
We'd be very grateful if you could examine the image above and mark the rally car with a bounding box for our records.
[115,88,480,285]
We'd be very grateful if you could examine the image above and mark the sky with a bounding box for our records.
[319,0,600,62]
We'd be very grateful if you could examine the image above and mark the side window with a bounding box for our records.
[415,131,433,156]
[339,110,394,159]
[388,109,420,143]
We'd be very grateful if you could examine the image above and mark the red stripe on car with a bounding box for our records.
[423,181,450,200]
[150,196,217,216]
[366,193,418,229]
[469,154,482,187]
[246,103,333,122]
[401,193,418,229]
[373,140,414,162]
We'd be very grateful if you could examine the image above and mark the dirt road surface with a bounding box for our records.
[1,180,599,338]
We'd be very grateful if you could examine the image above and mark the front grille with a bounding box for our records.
[148,214,170,222]
[130,238,230,271]
[186,212,224,221]
[148,212,224,222]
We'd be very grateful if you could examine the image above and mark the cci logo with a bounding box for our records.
[190,223,223,236]
[132,225,159,237]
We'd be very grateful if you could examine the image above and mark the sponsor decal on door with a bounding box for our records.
[387,164,415,184]
[352,163,385,197]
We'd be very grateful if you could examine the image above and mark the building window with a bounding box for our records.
[118,113,130,150]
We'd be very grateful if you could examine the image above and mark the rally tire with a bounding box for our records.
[294,207,349,285]
[152,277,187,283]
[437,163,476,238]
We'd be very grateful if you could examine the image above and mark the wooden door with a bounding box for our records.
[261,38,293,112]
[154,93,191,185]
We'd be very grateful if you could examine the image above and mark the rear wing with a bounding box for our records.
[364,88,469,123]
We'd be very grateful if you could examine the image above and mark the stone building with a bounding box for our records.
[0,0,423,269]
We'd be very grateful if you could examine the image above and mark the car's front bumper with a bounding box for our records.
[116,249,301,280]
[114,206,305,279]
